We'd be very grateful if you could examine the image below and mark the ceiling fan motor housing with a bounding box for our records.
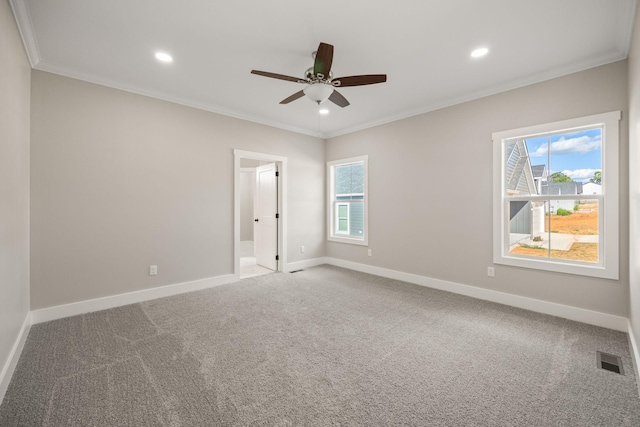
[305,67,333,83]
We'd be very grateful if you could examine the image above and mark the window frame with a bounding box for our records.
[327,155,369,246]
[492,111,619,280]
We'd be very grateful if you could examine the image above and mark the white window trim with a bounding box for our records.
[492,111,619,280]
[327,155,369,246]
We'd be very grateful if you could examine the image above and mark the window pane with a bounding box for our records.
[505,139,538,197]
[508,200,548,257]
[350,163,364,194]
[548,128,602,192]
[335,165,351,195]
[328,156,368,245]
[348,202,364,238]
[524,136,549,197]
[548,200,599,263]
[511,128,603,200]
[508,199,599,263]
[335,162,364,198]
[507,127,602,263]
[336,203,349,234]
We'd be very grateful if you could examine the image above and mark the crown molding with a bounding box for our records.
[16,0,631,142]
[617,0,639,57]
[34,59,325,139]
[36,45,625,142]
[9,0,41,67]
[325,50,628,139]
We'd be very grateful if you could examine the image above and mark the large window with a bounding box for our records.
[492,111,619,279]
[328,156,368,245]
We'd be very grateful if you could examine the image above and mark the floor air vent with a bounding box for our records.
[596,351,624,375]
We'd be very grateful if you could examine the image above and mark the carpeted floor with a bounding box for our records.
[2,265,640,426]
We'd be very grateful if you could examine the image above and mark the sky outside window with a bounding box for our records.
[525,128,602,182]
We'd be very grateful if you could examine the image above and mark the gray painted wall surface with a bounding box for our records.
[327,61,629,317]
[0,0,30,382]
[30,71,325,309]
[628,6,640,360]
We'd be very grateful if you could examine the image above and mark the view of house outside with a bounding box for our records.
[334,162,365,238]
[505,127,602,263]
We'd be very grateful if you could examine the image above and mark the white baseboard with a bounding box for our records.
[324,258,628,332]
[628,321,640,397]
[0,313,32,405]
[28,257,324,324]
[31,274,238,324]
[1,261,634,405]
[285,257,327,272]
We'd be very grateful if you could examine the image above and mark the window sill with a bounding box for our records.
[328,235,368,246]
[494,254,618,280]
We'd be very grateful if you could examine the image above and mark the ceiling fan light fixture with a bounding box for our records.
[319,108,329,115]
[303,83,334,104]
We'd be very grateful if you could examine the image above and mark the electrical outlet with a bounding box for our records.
[300,245,305,253]
[368,249,372,257]
[149,265,158,276]
[487,266,495,277]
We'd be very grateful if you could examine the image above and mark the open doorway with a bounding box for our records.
[234,150,287,279]
[239,164,271,278]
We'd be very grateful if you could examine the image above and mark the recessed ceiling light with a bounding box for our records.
[155,52,173,63]
[471,47,489,58]
[319,108,329,115]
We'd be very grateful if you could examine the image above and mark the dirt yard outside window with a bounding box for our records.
[510,202,598,262]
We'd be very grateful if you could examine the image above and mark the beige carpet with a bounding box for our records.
[1,265,640,425]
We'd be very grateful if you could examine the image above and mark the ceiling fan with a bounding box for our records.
[251,42,387,108]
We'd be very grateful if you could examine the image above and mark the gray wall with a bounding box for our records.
[628,6,640,357]
[327,60,629,317]
[30,71,325,309]
[0,0,30,381]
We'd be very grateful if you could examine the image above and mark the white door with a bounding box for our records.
[255,163,278,270]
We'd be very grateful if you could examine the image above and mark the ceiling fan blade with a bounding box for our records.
[333,74,387,87]
[279,90,305,104]
[328,90,350,108]
[313,42,334,77]
[251,70,302,83]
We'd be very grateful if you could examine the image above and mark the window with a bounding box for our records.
[492,111,619,279]
[328,156,368,245]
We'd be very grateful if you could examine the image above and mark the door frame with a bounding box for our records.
[233,149,287,277]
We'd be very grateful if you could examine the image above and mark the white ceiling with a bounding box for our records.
[10,0,638,138]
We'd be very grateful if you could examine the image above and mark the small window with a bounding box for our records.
[328,156,368,245]
[493,111,619,279]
